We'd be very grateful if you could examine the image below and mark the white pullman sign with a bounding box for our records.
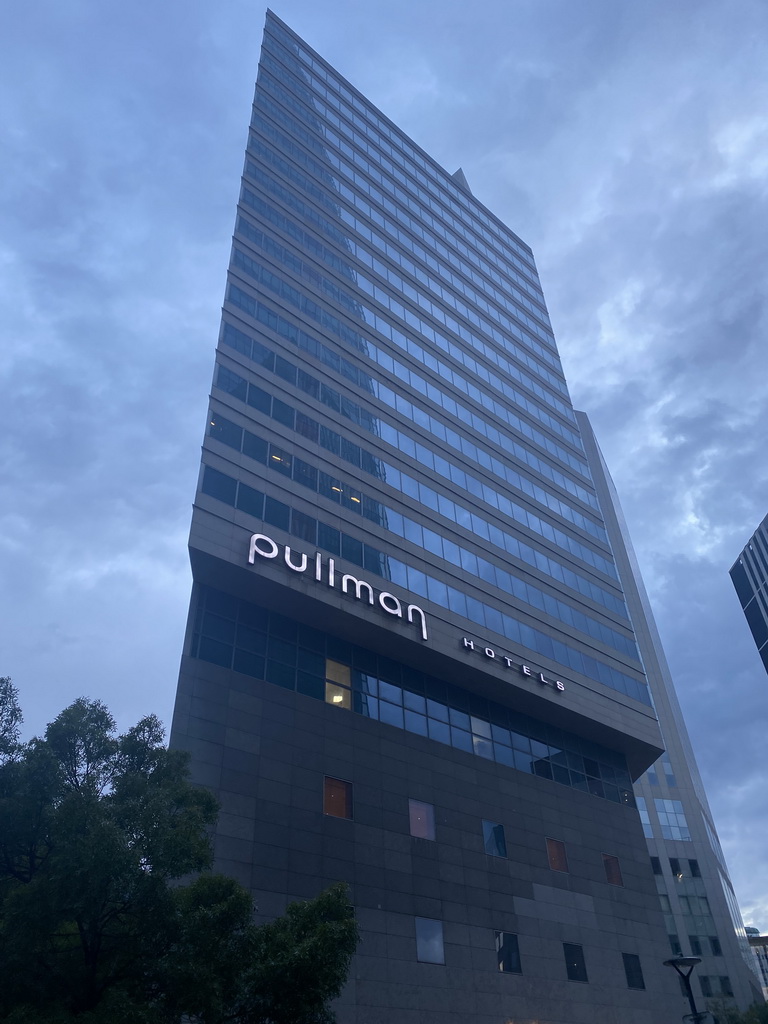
[247,533,428,641]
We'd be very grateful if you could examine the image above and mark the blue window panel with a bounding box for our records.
[404,711,428,736]
[451,728,473,753]
[379,701,404,729]
[428,718,451,745]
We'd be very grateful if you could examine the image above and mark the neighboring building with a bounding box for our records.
[746,929,768,999]
[730,516,768,674]
[169,12,757,1022]
[580,416,764,1013]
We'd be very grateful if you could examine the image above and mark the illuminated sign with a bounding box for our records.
[461,637,565,692]
[247,533,428,641]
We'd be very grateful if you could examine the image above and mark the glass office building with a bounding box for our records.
[730,515,768,675]
[580,414,763,1014]
[170,12,759,1021]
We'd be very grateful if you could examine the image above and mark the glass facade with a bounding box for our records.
[196,11,656,719]
[191,585,635,805]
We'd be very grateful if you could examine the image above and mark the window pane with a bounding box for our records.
[563,943,588,982]
[482,820,507,857]
[409,799,435,840]
[326,659,351,685]
[622,953,645,990]
[209,413,242,450]
[415,918,444,964]
[547,838,569,872]
[325,682,351,709]
[323,777,352,819]
[603,854,623,886]
[236,482,264,517]
[496,932,521,973]
[201,465,237,505]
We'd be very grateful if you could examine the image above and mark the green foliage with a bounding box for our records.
[239,883,358,1024]
[709,1000,768,1024]
[0,686,358,1023]
[0,677,22,762]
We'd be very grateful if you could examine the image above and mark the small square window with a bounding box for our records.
[669,934,682,956]
[689,859,701,878]
[482,820,507,857]
[603,854,623,886]
[495,932,521,973]
[323,777,352,819]
[700,976,713,998]
[547,838,568,872]
[622,953,645,990]
[650,856,662,875]
[415,917,444,964]
[670,857,682,878]
[563,942,588,982]
[720,976,733,997]
[689,936,702,956]
[710,936,722,957]
[409,799,435,840]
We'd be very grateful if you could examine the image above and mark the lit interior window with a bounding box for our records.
[325,681,351,709]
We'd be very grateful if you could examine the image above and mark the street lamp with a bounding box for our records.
[663,955,710,1023]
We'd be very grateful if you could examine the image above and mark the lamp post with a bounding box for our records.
[663,955,710,1023]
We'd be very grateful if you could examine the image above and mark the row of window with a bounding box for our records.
[219,314,611,552]
[209,401,621,618]
[200,462,648,703]
[263,20,542,281]
[249,83,560,380]
[237,187,574,440]
[243,139,581,464]
[406,796,626,885]
[262,23,541,281]
[659,893,712,918]
[243,110,553,389]
[651,856,701,879]
[636,797,691,841]
[206,418,634,657]
[329,787,625,886]
[191,588,635,802]
[700,975,734,998]
[229,246,587,489]
[690,936,723,957]
[210,384,620,615]
[414,918,644,989]
[248,104,550,386]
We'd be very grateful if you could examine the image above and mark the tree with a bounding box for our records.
[708,1000,768,1024]
[0,676,22,762]
[0,687,358,1022]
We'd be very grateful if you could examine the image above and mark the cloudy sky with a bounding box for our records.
[3,0,767,925]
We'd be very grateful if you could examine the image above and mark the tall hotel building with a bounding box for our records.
[170,12,761,1022]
